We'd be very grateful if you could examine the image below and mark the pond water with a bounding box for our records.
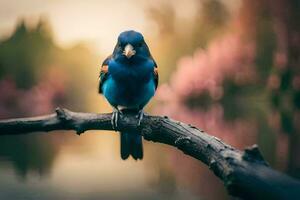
[0,131,205,200]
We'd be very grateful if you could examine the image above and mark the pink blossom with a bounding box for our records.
[0,68,67,119]
[157,33,256,103]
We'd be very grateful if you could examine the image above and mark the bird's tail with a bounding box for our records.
[120,131,143,160]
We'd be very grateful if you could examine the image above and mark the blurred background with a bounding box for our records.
[0,0,299,199]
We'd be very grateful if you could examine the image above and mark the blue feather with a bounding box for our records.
[99,30,158,160]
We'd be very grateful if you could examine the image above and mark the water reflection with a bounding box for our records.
[0,131,200,200]
[0,134,60,178]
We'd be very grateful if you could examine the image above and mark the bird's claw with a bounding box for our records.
[136,110,144,126]
[111,109,121,131]
[112,109,143,129]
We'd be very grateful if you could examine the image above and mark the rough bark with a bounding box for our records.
[0,107,299,200]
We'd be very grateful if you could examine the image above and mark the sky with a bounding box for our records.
[0,0,201,54]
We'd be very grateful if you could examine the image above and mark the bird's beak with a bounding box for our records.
[123,44,136,58]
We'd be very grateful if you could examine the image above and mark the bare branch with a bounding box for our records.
[0,107,299,200]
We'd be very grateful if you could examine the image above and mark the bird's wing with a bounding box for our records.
[153,60,159,90]
[98,55,112,94]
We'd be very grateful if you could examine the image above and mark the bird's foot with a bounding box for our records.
[136,110,144,126]
[111,109,122,131]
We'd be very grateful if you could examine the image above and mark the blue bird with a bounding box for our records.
[98,30,158,160]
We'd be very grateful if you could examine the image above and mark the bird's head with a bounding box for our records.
[113,30,151,60]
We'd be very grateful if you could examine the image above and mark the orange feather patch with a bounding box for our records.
[101,65,108,73]
[154,67,158,75]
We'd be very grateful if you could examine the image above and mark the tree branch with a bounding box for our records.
[0,107,299,200]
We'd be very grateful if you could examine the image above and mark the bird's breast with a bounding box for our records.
[103,77,155,108]
[109,59,154,82]
[102,59,155,108]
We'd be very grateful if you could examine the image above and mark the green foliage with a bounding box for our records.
[0,18,98,176]
[255,12,276,83]
[0,19,54,88]
[0,18,98,110]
